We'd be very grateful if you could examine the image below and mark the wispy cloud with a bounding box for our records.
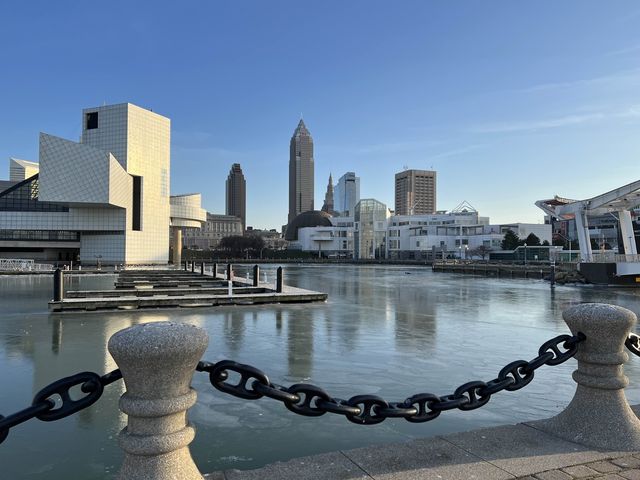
[470,105,640,134]
[427,144,486,161]
[324,139,443,156]
[606,44,640,57]
[512,68,640,94]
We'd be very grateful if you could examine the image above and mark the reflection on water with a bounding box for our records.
[0,266,640,479]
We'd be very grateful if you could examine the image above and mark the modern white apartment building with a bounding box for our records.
[0,103,205,264]
[291,206,550,260]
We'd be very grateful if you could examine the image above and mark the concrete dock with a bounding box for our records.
[49,267,327,311]
[205,405,640,480]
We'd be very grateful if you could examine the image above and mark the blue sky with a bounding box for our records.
[1,1,639,228]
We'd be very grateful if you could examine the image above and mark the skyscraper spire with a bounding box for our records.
[321,173,334,214]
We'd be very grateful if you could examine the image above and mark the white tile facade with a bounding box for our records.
[9,158,39,181]
[0,103,199,264]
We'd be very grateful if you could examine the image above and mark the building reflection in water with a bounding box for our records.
[394,287,437,352]
[223,309,246,355]
[286,307,314,380]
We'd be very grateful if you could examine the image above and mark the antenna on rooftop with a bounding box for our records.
[403,165,409,171]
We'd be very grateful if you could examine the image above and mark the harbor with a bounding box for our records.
[1,264,640,479]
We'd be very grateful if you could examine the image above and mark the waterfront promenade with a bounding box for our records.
[205,411,640,479]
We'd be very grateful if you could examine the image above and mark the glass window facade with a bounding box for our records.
[0,175,68,212]
[354,199,387,259]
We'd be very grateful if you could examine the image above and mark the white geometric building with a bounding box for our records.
[0,103,205,265]
[10,158,39,181]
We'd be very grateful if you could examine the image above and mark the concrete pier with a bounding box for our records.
[205,411,640,479]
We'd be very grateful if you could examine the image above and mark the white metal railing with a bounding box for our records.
[0,258,54,272]
[585,253,640,263]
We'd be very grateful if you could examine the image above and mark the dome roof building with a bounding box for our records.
[285,210,332,241]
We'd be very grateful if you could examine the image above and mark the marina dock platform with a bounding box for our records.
[49,267,327,312]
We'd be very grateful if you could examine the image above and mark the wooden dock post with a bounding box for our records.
[191,261,195,273]
[53,268,64,301]
[226,263,232,281]
[276,266,283,293]
[253,265,260,287]
[200,262,205,276]
[212,263,217,278]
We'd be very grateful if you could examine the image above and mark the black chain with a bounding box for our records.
[0,369,122,444]
[196,332,585,425]
[627,333,640,357]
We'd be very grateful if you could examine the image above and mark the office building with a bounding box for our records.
[183,213,243,250]
[395,169,436,216]
[334,171,360,217]
[226,163,246,230]
[0,103,205,264]
[288,119,314,223]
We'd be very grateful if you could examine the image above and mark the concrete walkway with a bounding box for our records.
[205,405,640,480]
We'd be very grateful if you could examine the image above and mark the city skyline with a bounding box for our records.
[1,2,639,229]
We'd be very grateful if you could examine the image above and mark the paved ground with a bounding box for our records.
[204,405,640,480]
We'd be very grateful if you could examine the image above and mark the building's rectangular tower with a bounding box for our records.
[226,163,246,231]
[394,169,436,216]
[81,103,171,264]
[334,171,360,217]
[288,119,314,223]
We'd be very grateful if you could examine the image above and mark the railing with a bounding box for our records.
[586,253,640,263]
[0,258,54,272]
[1,303,640,478]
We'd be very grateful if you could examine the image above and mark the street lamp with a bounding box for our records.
[524,243,527,266]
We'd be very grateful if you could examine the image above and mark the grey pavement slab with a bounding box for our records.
[442,423,613,477]
[342,436,514,480]
[224,451,371,480]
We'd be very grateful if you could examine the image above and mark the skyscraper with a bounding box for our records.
[226,163,246,230]
[334,171,360,217]
[321,173,334,214]
[394,169,436,215]
[288,119,314,223]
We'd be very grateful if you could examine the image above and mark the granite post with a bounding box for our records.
[108,322,208,479]
[533,303,640,450]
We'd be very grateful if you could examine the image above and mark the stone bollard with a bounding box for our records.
[533,303,640,450]
[108,322,208,479]
[253,265,260,287]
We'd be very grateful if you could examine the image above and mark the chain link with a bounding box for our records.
[627,333,640,358]
[197,333,585,425]
[0,369,121,444]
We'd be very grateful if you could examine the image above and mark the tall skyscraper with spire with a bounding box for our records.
[226,163,246,230]
[321,173,334,214]
[288,119,314,223]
